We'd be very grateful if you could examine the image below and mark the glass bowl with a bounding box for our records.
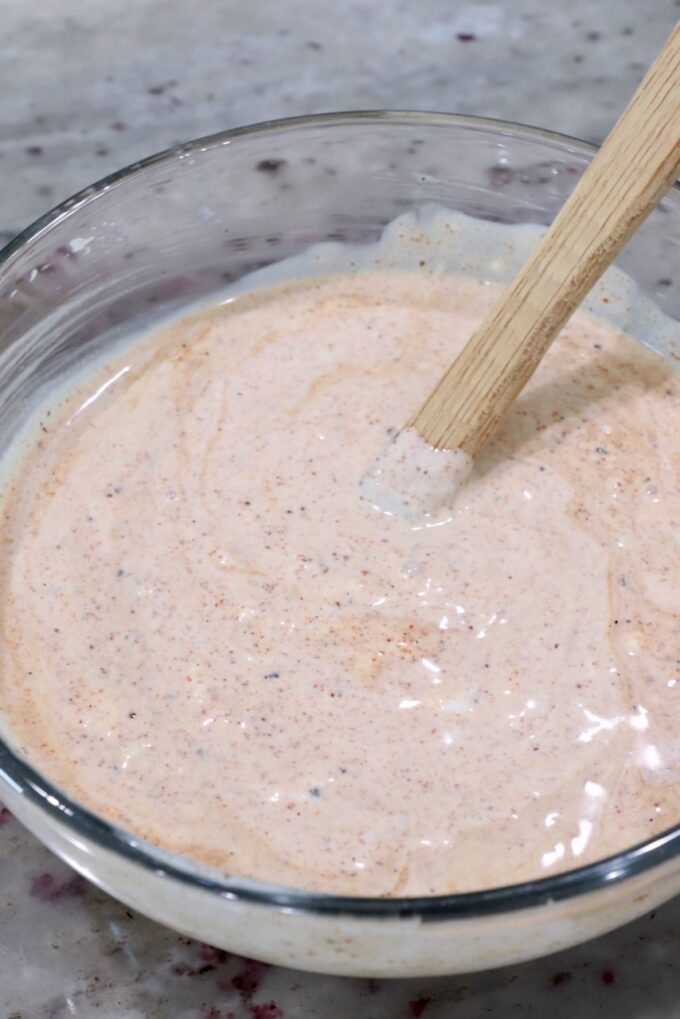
[0,112,678,978]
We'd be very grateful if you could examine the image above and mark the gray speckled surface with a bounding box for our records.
[1,2,680,1016]
[2,0,679,239]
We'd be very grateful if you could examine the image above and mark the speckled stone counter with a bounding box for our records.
[3,806,680,1017]
[1,1,679,1016]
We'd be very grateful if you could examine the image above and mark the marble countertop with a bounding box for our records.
[1,1,679,1015]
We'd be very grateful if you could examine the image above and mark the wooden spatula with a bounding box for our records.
[410,22,680,457]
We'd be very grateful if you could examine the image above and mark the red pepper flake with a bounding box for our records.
[0,807,12,826]
[250,1003,283,1019]
[601,969,616,985]
[202,1009,236,1019]
[409,998,431,1017]
[551,971,572,986]
[456,32,476,41]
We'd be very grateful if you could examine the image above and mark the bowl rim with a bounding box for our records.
[1,109,679,921]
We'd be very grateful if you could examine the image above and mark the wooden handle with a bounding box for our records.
[411,22,680,455]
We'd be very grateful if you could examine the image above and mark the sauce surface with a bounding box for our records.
[1,269,678,895]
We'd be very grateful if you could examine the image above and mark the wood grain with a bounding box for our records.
[411,21,680,455]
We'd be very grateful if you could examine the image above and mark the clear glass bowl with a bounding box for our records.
[0,112,678,978]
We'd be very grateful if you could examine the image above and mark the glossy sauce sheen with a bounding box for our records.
[1,270,678,895]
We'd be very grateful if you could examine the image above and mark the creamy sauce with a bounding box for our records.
[0,266,678,896]
[360,428,473,523]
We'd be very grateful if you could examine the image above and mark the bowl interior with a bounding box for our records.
[0,112,679,913]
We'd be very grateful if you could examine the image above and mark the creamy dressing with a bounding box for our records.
[0,244,678,896]
[360,428,473,523]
